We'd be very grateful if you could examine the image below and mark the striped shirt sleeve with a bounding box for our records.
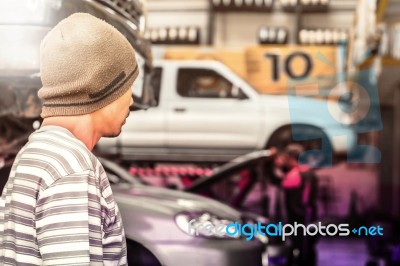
[35,170,102,266]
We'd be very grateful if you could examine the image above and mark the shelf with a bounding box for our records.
[211,0,274,12]
[359,56,400,70]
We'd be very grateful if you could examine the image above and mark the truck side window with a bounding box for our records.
[177,68,242,99]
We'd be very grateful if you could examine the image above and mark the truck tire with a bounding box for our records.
[266,125,332,167]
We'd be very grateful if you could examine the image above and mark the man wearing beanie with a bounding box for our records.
[0,13,139,265]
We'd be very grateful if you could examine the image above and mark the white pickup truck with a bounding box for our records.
[97,60,357,165]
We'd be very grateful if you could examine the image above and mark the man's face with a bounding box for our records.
[96,89,133,138]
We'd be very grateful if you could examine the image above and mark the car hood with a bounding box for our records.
[112,183,242,220]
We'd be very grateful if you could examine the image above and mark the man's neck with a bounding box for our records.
[41,115,101,150]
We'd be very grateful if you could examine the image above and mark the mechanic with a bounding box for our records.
[0,13,138,265]
[268,144,319,266]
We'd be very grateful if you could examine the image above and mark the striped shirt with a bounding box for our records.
[0,126,127,265]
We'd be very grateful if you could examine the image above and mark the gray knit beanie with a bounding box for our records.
[38,13,139,118]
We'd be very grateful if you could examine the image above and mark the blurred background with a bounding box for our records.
[1,0,400,265]
[143,1,400,265]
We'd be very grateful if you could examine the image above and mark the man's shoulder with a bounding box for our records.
[19,127,102,184]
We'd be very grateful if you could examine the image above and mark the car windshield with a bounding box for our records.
[186,151,273,214]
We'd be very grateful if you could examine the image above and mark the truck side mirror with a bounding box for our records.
[237,89,248,100]
[232,85,248,100]
[235,87,249,100]
[130,94,151,111]
[129,102,150,111]
[130,69,159,111]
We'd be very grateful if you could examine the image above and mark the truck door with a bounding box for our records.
[167,66,261,156]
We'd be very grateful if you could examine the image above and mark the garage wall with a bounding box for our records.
[147,0,357,47]
[146,0,209,44]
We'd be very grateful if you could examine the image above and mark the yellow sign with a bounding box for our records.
[163,45,339,94]
[245,46,338,94]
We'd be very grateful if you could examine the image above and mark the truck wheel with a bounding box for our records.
[266,125,332,167]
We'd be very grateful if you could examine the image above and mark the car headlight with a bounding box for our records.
[175,212,240,239]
